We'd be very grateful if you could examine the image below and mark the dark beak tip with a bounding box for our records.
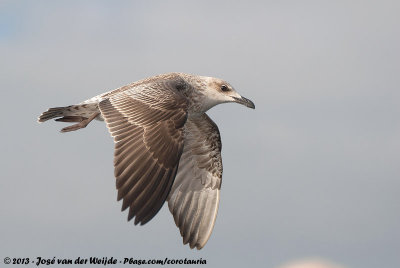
[233,96,255,109]
[243,97,255,109]
[248,101,255,109]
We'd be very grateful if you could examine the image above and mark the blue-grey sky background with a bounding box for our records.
[1,1,399,267]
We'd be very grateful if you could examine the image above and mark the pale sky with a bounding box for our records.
[1,1,399,267]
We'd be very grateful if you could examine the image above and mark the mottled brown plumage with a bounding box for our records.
[38,72,255,249]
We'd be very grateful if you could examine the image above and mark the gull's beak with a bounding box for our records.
[233,96,255,109]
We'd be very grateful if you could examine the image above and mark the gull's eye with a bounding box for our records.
[221,84,229,92]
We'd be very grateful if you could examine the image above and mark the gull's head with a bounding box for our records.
[198,76,255,111]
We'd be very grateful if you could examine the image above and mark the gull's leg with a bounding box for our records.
[60,112,100,133]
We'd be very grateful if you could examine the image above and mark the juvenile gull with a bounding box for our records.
[38,72,255,249]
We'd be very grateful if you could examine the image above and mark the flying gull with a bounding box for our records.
[38,72,255,249]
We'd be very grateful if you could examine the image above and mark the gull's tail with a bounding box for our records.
[38,106,71,122]
[38,103,100,132]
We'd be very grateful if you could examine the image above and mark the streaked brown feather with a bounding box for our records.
[99,77,188,225]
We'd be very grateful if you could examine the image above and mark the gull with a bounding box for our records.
[38,72,255,249]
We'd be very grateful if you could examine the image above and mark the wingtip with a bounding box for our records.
[187,242,204,250]
[134,217,141,225]
[183,238,204,250]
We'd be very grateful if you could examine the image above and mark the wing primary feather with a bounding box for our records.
[135,168,173,225]
[127,166,166,221]
[117,156,157,201]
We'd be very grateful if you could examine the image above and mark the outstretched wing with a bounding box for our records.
[167,114,223,249]
[99,77,188,225]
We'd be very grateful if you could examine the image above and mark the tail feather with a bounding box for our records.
[55,116,86,123]
[38,106,72,122]
[38,103,100,132]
